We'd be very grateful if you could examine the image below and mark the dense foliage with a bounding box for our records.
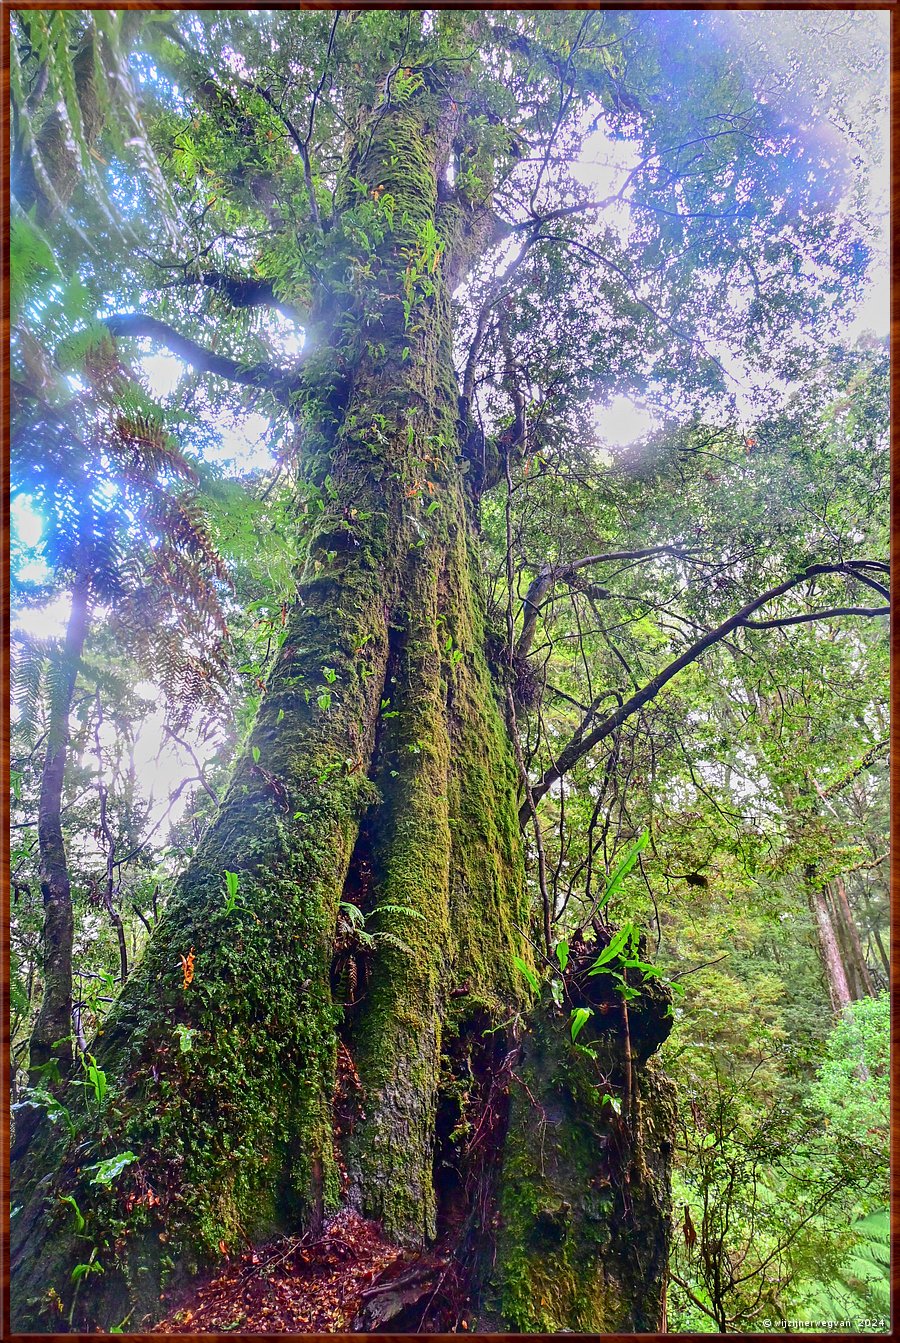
[10,7,888,1333]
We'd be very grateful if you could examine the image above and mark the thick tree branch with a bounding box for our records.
[517,545,693,660]
[522,563,890,823]
[104,314,294,403]
[818,737,889,800]
[169,271,305,324]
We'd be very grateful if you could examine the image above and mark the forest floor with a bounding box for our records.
[152,1209,447,1333]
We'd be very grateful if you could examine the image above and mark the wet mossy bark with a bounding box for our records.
[480,983,676,1334]
[346,482,527,1245]
[11,63,674,1335]
[11,72,526,1333]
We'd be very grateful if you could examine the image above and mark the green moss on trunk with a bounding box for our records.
[12,520,395,1329]
[482,992,676,1334]
[11,65,675,1337]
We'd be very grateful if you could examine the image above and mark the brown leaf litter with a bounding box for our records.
[153,1207,433,1334]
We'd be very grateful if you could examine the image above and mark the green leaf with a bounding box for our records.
[175,1024,198,1053]
[59,1194,85,1233]
[83,1054,107,1106]
[598,830,649,911]
[621,957,661,977]
[556,940,569,973]
[570,1006,592,1041]
[86,1151,138,1186]
[252,745,261,763]
[71,1260,103,1283]
[588,926,632,971]
[224,871,239,901]
[513,956,541,994]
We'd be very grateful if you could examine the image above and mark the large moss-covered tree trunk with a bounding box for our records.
[11,69,674,1335]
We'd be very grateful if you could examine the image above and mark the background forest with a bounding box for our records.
[9,5,890,1334]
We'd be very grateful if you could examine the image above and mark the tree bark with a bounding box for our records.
[28,574,90,1083]
[806,866,852,1014]
[11,73,674,1335]
[481,981,675,1332]
[826,875,875,1001]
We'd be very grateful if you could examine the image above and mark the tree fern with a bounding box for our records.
[9,213,60,323]
[44,646,83,754]
[796,1208,890,1321]
[11,9,180,245]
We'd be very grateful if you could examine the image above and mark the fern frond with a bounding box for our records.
[45,646,81,751]
[11,633,51,743]
[370,902,425,922]
[373,931,413,955]
[798,1208,890,1320]
[339,901,366,929]
[110,412,198,485]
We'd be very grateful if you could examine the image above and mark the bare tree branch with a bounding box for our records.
[522,563,890,823]
[742,605,888,630]
[166,270,306,324]
[460,231,542,413]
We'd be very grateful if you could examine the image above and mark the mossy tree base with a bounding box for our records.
[480,988,676,1334]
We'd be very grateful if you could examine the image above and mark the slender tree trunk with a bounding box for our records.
[28,574,90,1083]
[871,921,890,978]
[827,875,874,1000]
[93,695,129,986]
[12,74,674,1335]
[805,865,852,1014]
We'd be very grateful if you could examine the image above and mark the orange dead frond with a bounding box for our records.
[180,947,195,989]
